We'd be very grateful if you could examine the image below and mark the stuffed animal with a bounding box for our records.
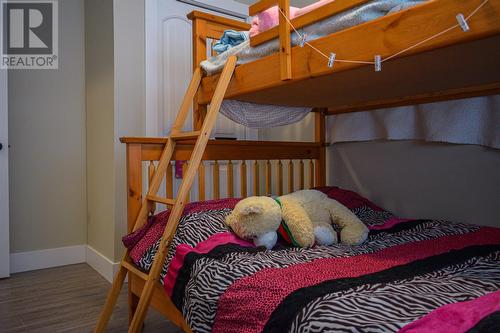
[225,189,369,249]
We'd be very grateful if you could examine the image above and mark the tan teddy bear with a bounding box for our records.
[225,189,369,249]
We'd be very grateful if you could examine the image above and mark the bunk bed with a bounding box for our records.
[95,1,500,332]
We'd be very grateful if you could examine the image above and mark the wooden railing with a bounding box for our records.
[248,0,292,80]
[121,138,326,232]
[146,158,319,202]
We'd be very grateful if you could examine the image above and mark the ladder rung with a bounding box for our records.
[170,131,201,140]
[121,260,148,281]
[147,195,175,206]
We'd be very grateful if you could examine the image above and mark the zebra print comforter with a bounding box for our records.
[123,187,500,333]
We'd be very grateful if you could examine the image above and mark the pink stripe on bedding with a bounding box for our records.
[212,227,500,333]
[399,290,500,333]
[129,216,170,262]
[129,198,241,262]
[164,232,253,296]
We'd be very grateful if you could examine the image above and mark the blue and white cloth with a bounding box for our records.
[213,30,249,54]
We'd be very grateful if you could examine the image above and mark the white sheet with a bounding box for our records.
[220,100,311,128]
[327,95,500,149]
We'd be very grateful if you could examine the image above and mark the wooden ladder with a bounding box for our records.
[94,56,237,333]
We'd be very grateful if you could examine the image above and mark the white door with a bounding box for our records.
[145,0,256,200]
[145,0,254,139]
[0,67,9,278]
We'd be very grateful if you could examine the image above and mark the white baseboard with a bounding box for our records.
[85,245,121,283]
[10,245,87,274]
[9,244,123,283]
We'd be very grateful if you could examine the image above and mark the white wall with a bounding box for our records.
[6,0,146,273]
[261,114,500,227]
[85,0,146,263]
[113,0,146,261]
[329,141,500,227]
[0,50,9,278]
[8,0,87,253]
[85,0,116,261]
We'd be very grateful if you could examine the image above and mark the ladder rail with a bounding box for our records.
[128,56,237,333]
[162,55,238,249]
[130,69,203,233]
[94,66,205,333]
[171,68,202,133]
[94,256,128,332]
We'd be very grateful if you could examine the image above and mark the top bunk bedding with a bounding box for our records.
[201,0,425,75]
[123,186,500,333]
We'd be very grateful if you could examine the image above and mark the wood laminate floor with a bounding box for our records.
[0,264,183,333]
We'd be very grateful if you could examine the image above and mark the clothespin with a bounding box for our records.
[374,55,382,72]
[328,53,336,68]
[456,14,470,32]
[299,34,307,47]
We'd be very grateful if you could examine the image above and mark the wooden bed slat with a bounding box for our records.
[277,160,284,196]
[253,160,260,195]
[213,160,220,199]
[198,162,205,201]
[309,159,315,188]
[299,160,305,190]
[266,160,272,195]
[183,161,190,202]
[227,160,234,198]
[148,161,156,215]
[166,162,173,200]
[240,161,247,198]
[288,160,294,193]
[314,110,326,186]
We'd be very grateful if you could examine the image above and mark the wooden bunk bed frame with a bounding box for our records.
[197,0,500,114]
[96,1,500,332]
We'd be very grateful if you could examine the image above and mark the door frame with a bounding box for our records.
[0,66,10,278]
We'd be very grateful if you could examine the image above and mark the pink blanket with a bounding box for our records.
[249,0,335,37]
[399,290,500,333]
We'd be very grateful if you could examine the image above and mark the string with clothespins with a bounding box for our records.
[277,0,490,71]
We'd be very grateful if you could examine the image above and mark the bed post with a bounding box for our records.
[314,108,327,187]
[249,0,292,80]
[190,14,208,130]
[125,143,142,323]
[188,11,251,130]
[278,0,292,80]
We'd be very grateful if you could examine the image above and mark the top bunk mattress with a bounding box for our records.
[201,0,426,75]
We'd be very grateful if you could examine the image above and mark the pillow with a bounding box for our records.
[249,0,335,37]
[249,6,300,37]
[315,186,408,230]
[123,198,240,265]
